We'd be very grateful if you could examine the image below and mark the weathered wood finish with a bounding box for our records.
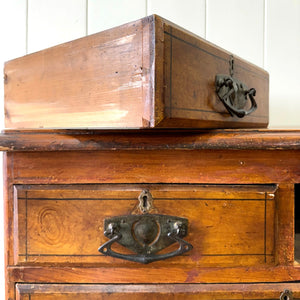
[2,130,299,299]
[275,184,295,265]
[8,265,300,284]
[4,15,268,129]
[161,20,268,128]
[10,150,300,184]
[14,184,276,267]
[5,17,153,129]
[0,129,299,152]
[15,283,300,299]
[4,153,15,300]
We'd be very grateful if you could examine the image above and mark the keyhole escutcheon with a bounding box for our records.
[138,190,153,213]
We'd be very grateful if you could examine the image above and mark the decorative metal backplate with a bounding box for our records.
[98,213,192,264]
[105,214,187,254]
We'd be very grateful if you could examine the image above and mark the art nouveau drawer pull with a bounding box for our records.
[98,214,193,264]
[215,74,257,118]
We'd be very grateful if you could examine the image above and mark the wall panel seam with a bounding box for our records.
[263,0,267,69]
[204,0,207,39]
[145,0,148,16]
[26,0,28,54]
[86,0,88,36]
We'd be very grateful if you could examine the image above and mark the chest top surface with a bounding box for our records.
[0,129,299,152]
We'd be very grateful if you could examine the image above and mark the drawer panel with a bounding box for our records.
[16,283,300,299]
[14,184,276,267]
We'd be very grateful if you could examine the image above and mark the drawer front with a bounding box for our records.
[14,184,276,268]
[163,24,269,128]
[16,283,299,299]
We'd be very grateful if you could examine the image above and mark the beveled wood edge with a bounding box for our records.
[15,282,300,296]
[8,265,300,284]
[0,129,299,151]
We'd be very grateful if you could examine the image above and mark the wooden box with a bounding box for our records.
[4,15,268,129]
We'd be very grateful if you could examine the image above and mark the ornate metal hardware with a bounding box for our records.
[98,213,193,264]
[215,74,257,118]
[280,289,293,300]
[138,190,153,213]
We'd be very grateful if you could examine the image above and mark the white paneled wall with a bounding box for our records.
[266,0,300,128]
[206,0,265,67]
[147,0,206,37]
[28,0,87,53]
[88,0,146,34]
[0,0,299,297]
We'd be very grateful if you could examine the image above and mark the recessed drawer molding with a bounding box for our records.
[14,184,277,268]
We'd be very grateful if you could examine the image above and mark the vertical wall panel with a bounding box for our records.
[148,0,206,37]
[0,0,27,61]
[266,0,300,128]
[88,0,146,35]
[27,0,87,53]
[206,0,264,67]
[1,0,27,127]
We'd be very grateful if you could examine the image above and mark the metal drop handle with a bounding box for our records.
[215,74,257,118]
[98,214,193,264]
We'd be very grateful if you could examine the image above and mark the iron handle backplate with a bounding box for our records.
[98,214,193,264]
[215,74,257,118]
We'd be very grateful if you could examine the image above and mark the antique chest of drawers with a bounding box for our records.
[0,129,299,299]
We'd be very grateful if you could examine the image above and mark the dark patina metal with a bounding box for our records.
[98,213,192,264]
[215,74,257,118]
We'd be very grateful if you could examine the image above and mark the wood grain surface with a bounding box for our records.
[162,19,268,128]
[10,150,300,184]
[3,130,299,299]
[14,184,276,267]
[15,283,300,299]
[4,16,153,129]
[4,15,269,129]
[8,265,300,284]
[0,129,299,152]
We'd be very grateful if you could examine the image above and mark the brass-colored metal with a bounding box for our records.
[215,74,257,118]
[98,213,193,264]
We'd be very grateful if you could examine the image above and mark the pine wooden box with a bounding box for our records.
[4,15,269,129]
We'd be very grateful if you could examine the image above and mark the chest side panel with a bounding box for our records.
[4,18,154,129]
